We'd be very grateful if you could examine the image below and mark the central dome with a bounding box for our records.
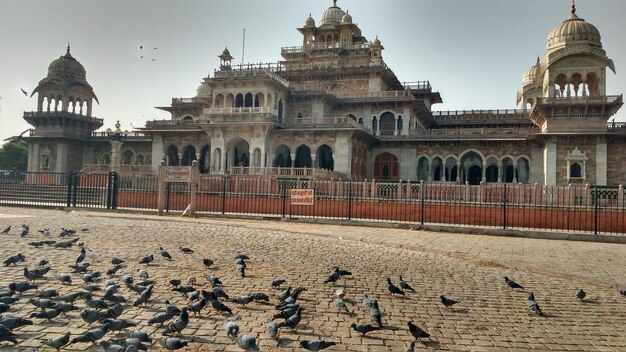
[319,0,346,26]
[47,45,86,79]
[546,3,601,52]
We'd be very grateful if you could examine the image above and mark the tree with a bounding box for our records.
[0,140,28,171]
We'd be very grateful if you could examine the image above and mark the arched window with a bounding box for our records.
[182,145,196,166]
[374,153,398,180]
[372,117,378,131]
[235,93,244,108]
[244,93,253,107]
[316,145,334,170]
[166,145,179,166]
[570,163,582,178]
[379,112,395,136]
[396,116,403,133]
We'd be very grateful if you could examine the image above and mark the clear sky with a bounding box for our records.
[1,0,625,143]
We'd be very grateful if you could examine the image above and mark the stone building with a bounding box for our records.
[23,1,624,186]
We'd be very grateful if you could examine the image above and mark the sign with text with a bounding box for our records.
[164,166,192,183]
[290,188,315,206]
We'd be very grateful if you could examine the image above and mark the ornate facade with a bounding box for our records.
[23,1,624,186]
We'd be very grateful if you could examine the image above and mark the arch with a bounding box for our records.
[234,93,244,108]
[136,154,145,165]
[244,92,254,107]
[213,148,222,172]
[166,145,179,166]
[396,116,403,132]
[121,149,135,165]
[214,93,224,108]
[586,72,598,95]
[346,113,356,121]
[199,145,210,173]
[316,144,334,170]
[570,73,583,97]
[517,156,530,183]
[145,153,152,165]
[485,156,499,182]
[502,157,515,182]
[273,144,291,167]
[416,156,429,181]
[555,73,567,97]
[372,116,378,131]
[358,117,363,125]
[227,138,250,167]
[181,115,194,123]
[225,93,234,107]
[444,156,458,182]
[379,111,395,136]
[278,99,284,120]
[182,145,196,166]
[374,152,398,180]
[255,92,264,107]
[570,162,582,178]
[294,145,312,168]
[459,150,484,185]
[431,156,443,181]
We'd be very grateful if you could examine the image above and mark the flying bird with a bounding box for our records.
[21,89,27,96]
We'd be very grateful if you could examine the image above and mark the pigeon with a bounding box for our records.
[188,298,207,316]
[0,297,18,305]
[148,312,173,326]
[179,247,194,254]
[103,303,125,319]
[38,228,51,236]
[407,341,416,352]
[111,258,124,265]
[122,275,133,284]
[249,291,269,302]
[99,341,125,352]
[169,279,181,287]
[101,318,137,332]
[300,340,337,351]
[8,281,37,294]
[3,254,25,266]
[29,241,45,248]
[276,287,292,302]
[369,300,382,328]
[324,271,341,284]
[266,319,278,340]
[362,294,373,308]
[43,332,70,351]
[0,325,17,344]
[408,321,430,341]
[620,289,626,296]
[128,330,152,343]
[133,285,154,306]
[387,278,405,295]
[56,302,79,315]
[38,288,59,298]
[335,288,345,299]
[278,306,302,329]
[29,298,57,309]
[527,292,543,316]
[0,315,33,331]
[440,295,458,308]
[30,307,62,321]
[202,258,214,268]
[18,225,29,237]
[70,323,110,344]
[137,269,149,279]
[351,323,379,336]
[237,263,246,278]
[333,297,350,313]
[70,262,90,273]
[165,308,189,335]
[575,288,586,301]
[56,274,72,284]
[109,337,148,351]
[399,275,415,291]
[224,319,240,337]
[208,293,233,315]
[0,226,10,235]
[76,248,86,263]
[0,303,10,314]
[165,300,182,315]
[139,255,154,265]
[208,275,222,286]
[272,279,286,288]
[80,309,105,324]
[107,266,122,276]
[59,292,82,303]
[231,295,254,306]
[160,247,172,260]
[236,334,260,352]
[334,266,352,276]
[160,337,188,351]
[505,276,524,290]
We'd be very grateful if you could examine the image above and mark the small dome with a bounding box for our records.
[221,47,231,56]
[372,37,381,46]
[319,0,346,26]
[522,58,541,86]
[546,3,602,52]
[341,12,352,24]
[196,82,211,98]
[47,45,86,79]
[304,14,315,27]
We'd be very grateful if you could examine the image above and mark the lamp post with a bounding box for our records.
[106,121,128,173]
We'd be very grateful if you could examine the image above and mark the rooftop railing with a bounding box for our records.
[281,42,372,55]
[384,126,540,140]
[23,111,103,125]
[537,95,623,105]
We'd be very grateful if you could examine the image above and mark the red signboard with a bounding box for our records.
[290,189,314,206]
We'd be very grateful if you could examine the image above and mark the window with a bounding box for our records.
[40,156,50,169]
[570,163,582,178]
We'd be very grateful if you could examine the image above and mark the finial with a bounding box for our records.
[333,0,337,6]
[571,0,576,15]
[536,56,540,65]
[66,43,70,54]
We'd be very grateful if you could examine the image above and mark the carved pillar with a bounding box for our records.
[481,161,487,182]
[109,140,123,173]
[497,161,503,183]
[513,159,519,183]
[456,162,461,183]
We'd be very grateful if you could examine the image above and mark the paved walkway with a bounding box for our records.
[0,206,624,351]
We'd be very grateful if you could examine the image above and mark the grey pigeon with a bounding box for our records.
[231,295,254,305]
[387,278,405,295]
[103,304,125,320]
[300,340,337,351]
[133,284,154,306]
[37,259,49,267]
[8,281,37,294]
[59,292,82,303]
[160,337,188,351]
[138,255,153,265]
[56,274,72,284]
[362,294,372,308]
[278,306,302,329]
[160,247,172,260]
[620,289,626,296]
[527,292,543,316]
[266,319,278,340]
[369,300,382,328]
[333,297,350,313]
[38,288,59,298]
[505,276,524,290]
[575,288,586,301]
[407,341,416,352]
[109,337,148,351]
[29,298,57,309]
[179,247,194,254]
[19,225,29,237]
[236,334,259,352]
[207,275,222,286]
[112,258,124,265]
[324,271,341,284]
[408,321,430,340]
[102,319,137,332]
[224,319,239,337]
[271,279,286,288]
[165,308,189,335]
[30,307,62,321]
[351,323,379,336]
[0,303,10,314]
[100,341,124,352]
[202,258,214,268]
[440,295,458,308]
[43,332,70,351]
[128,330,152,343]
[249,291,269,302]
[188,298,207,316]
[399,275,415,291]
[70,323,110,344]
[0,325,17,344]
[147,312,172,326]
[80,309,105,324]
[237,263,246,278]
[0,296,19,305]
[0,315,33,331]
[76,248,86,263]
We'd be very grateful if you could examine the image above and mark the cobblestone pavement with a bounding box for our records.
[0,206,624,351]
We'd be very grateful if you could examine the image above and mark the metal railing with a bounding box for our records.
[2,172,625,235]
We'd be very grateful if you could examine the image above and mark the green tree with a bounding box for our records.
[0,140,28,171]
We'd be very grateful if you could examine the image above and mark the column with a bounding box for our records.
[544,140,557,186]
[497,161,503,182]
[513,160,519,183]
[456,162,461,183]
[178,153,183,166]
[109,140,123,173]
[596,139,607,185]
[481,161,487,182]
[427,161,432,181]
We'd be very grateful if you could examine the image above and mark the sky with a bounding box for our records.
[1,0,625,143]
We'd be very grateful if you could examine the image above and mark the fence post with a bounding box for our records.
[189,160,198,217]
[157,161,166,216]
[66,171,74,208]
[348,179,353,220]
[281,179,287,218]
[420,180,425,225]
[111,172,118,210]
[71,172,78,207]
[221,175,227,215]
[503,183,507,229]
[618,184,624,208]
[594,185,598,235]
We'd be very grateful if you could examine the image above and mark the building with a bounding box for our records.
[22,1,624,186]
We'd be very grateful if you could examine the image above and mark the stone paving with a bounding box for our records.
[0,206,624,351]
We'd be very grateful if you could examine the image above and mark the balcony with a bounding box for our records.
[537,95,623,105]
[377,126,539,140]
[230,166,346,180]
[204,107,276,115]
[23,111,103,126]
[280,116,371,132]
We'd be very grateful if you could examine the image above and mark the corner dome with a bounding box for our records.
[546,3,602,52]
[319,0,346,26]
[304,14,315,27]
[522,58,541,86]
[47,45,86,79]
[341,12,352,24]
[196,82,211,98]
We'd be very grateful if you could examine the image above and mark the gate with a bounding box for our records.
[66,171,119,209]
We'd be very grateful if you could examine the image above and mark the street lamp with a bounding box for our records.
[106,121,129,173]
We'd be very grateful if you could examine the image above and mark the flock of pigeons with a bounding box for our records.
[0,222,625,351]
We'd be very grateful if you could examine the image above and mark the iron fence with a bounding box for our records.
[1,171,625,235]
